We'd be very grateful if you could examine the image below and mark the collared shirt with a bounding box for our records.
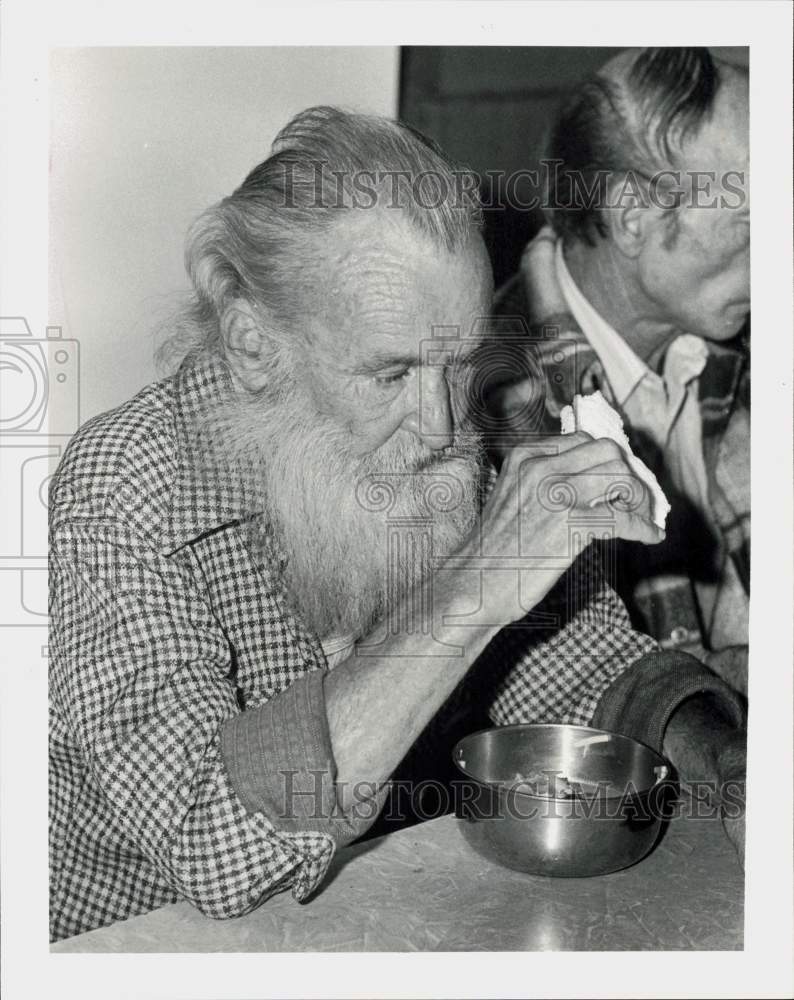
[492,228,749,661]
[555,241,712,522]
[49,354,655,941]
[553,240,746,642]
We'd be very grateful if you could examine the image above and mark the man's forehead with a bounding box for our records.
[311,211,491,354]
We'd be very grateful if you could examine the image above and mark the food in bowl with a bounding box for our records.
[508,770,575,798]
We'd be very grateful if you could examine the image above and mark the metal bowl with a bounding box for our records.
[453,723,677,878]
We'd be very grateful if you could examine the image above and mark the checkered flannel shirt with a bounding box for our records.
[49,355,656,941]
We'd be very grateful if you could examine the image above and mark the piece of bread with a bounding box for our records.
[560,390,670,530]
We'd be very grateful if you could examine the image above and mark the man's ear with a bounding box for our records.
[220,299,276,389]
[605,176,664,260]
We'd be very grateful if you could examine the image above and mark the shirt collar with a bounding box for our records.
[160,354,263,555]
[555,240,709,404]
[555,240,649,407]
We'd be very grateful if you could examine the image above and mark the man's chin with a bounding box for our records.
[712,304,750,341]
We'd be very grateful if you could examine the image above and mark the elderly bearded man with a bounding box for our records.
[492,48,750,694]
[49,107,746,942]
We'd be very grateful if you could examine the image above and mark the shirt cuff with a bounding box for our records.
[220,669,387,849]
[589,648,747,753]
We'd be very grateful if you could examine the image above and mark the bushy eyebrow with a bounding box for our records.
[353,340,482,376]
[353,353,420,375]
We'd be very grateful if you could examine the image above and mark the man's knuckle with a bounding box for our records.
[597,438,621,461]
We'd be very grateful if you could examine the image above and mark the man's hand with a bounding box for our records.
[326,430,664,806]
[664,696,747,869]
[451,431,666,628]
[721,790,746,866]
[717,732,747,867]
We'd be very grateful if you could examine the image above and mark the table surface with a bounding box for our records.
[52,807,744,953]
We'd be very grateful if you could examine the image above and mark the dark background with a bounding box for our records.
[398,46,622,288]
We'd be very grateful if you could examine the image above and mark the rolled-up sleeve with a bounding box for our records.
[220,668,388,859]
[590,647,746,753]
[49,517,380,935]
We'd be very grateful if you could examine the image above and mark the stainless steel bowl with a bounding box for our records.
[453,723,677,877]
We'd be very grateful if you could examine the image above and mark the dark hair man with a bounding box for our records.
[492,49,750,694]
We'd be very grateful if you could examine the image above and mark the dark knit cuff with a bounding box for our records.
[590,649,747,753]
[220,669,387,847]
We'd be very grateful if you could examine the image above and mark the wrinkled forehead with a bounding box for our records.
[303,210,492,361]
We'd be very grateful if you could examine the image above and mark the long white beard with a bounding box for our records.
[198,367,484,640]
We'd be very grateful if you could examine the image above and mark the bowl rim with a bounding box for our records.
[451,722,674,801]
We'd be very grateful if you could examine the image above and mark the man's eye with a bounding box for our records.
[374,369,410,386]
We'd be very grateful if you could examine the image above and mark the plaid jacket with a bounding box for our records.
[49,354,658,941]
[491,230,750,655]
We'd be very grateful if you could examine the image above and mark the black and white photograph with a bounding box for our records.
[1,2,792,998]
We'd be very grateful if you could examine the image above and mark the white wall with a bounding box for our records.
[49,47,400,421]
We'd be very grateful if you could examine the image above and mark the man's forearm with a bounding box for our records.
[325,427,668,809]
[324,569,503,809]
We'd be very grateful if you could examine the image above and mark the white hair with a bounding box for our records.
[159,105,483,371]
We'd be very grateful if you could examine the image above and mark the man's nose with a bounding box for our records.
[402,368,453,451]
